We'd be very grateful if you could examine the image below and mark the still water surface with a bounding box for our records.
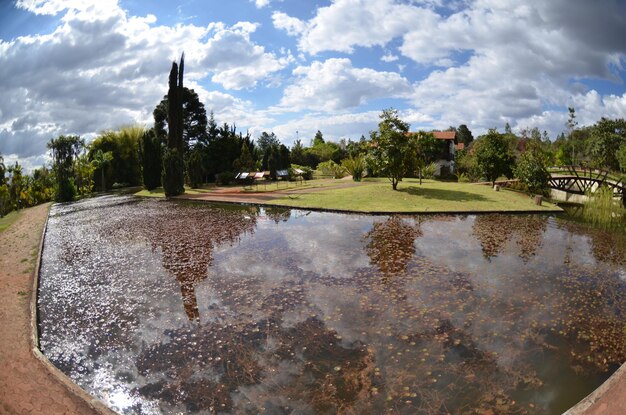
[39,195,626,414]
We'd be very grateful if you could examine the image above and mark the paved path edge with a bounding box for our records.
[29,204,118,415]
[564,362,626,414]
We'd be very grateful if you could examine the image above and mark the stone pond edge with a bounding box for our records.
[30,199,624,415]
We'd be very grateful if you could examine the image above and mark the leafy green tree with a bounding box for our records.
[163,53,185,196]
[278,144,290,170]
[588,118,626,171]
[309,139,342,164]
[186,147,205,188]
[28,167,54,206]
[474,129,515,185]
[313,130,325,146]
[341,154,366,181]
[514,144,551,195]
[48,135,84,202]
[0,184,10,216]
[413,132,440,184]
[617,145,626,173]
[457,124,474,146]
[267,146,277,180]
[141,129,162,190]
[369,108,413,190]
[0,154,5,186]
[290,139,306,166]
[89,126,143,189]
[90,149,113,192]
[7,162,27,210]
[256,131,280,155]
[205,123,248,179]
[75,153,95,196]
[233,141,256,172]
[153,86,208,151]
[454,149,476,181]
[554,145,572,166]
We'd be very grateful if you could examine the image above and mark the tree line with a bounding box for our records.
[2,57,625,216]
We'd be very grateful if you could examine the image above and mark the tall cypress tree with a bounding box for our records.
[162,53,185,196]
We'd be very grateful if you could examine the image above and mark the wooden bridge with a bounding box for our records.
[548,166,626,205]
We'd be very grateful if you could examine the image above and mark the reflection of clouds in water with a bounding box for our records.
[278,212,372,277]
[40,198,626,415]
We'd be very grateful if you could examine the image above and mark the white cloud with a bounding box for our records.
[16,0,119,16]
[275,0,434,55]
[251,0,271,8]
[200,22,289,89]
[278,58,412,112]
[272,0,626,138]
[0,3,288,160]
[381,53,398,63]
[271,12,306,36]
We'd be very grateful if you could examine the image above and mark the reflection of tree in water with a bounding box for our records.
[472,214,548,261]
[263,206,291,223]
[107,205,626,414]
[560,220,626,268]
[365,216,422,277]
[140,202,258,320]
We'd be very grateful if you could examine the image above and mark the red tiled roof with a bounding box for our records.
[432,131,457,140]
[407,131,457,141]
[456,142,465,150]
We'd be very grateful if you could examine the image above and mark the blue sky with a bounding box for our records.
[1,0,626,171]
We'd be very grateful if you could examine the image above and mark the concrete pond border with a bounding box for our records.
[29,204,117,415]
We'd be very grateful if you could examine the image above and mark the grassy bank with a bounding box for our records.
[0,210,23,233]
[268,178,561,213]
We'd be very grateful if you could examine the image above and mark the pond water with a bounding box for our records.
[38,195,626,415]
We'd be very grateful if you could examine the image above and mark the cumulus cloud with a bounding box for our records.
[274,0,434,55]
[200,21,290,90]
[251,0,271,8]
[278,58,412,112]
[273,0,626,136]
[0,1,288,160]
[271,12,306,36]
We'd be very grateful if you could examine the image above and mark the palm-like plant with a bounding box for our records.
[341,154,366,181]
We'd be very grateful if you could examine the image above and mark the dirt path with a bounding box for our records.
[0,203,104,415]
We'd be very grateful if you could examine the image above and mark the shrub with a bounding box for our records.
[318,160,346,179]
[514,148,550,195]
[55,178,76,203]
[216,171,235,185]
[422,162,438,179]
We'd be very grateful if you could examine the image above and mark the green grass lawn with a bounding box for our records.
[135,179,348,197]
[269,178,562,213]
[0,210,22,233]
[134,186,216,197]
